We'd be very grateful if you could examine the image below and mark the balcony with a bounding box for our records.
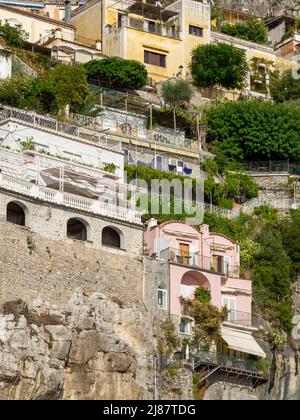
[160,248,240,278]
[0,173,142,224]
[193,351,268,380]
[222,310,252,328]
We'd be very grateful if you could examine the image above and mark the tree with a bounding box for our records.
[84,57,148,90]
[206,100,300,161]
[0,23,28,48]
[270,70,300,103]
[190,43,248,90]
[161,78,193,108]
[220,19,268,44]
[50,64,89,113]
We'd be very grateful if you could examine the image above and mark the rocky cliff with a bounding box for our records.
[214,0,300,16]
[0,290,153,400]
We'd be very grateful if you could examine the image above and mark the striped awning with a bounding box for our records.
[221,327,266,358]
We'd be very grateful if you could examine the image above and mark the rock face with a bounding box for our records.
[0,290,153,400]
[214,0,300,16]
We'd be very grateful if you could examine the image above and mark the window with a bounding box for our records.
[148,21,156,33]
[102,226,122,249]
[158,284,167,310]
[222,297,236,322]
[67,218,88,241]
[144,50,166,68]
[212,255,224,273]
[179,318,192,335]
[189,25,203,37]
[6,202,26,226]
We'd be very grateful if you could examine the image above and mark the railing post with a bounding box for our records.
[55,191,64,205]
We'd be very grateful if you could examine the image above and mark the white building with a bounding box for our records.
[0,106,142,226]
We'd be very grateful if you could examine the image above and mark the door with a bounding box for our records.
[212,255,224,273]
[222,297,236,322]
[179,243,190,265]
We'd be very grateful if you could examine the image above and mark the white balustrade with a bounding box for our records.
[0,174,142,224]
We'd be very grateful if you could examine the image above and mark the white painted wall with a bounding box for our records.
[0,122,124,180]
[0,53,12,79]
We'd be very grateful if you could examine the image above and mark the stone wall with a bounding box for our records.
[143,257,170,321]
[157,368,193,400]
[0,190,144,258]
[204,381,259,400]
[0,216,144,310]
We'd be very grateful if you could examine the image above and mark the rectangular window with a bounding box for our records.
[189,25,203,37]
[144,50,166,68]
[179,318,192,335]
[148,21,156,33]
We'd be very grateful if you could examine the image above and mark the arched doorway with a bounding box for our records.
[67,218,89,241]
[180,270,211,301]
[6,202,27,226]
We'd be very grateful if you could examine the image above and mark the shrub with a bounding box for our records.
[220,19,268,44]
[161,78,194,108]
[191,43,248,90]
[84,57,148,90]
[0,23,28,48]
[194,287,211,304]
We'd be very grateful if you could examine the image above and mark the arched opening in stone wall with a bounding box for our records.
[6,201,27,226]
[67,218,89,241]
[102,226,123,249]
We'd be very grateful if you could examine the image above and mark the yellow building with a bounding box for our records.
[71,0,211,84]
[70,0,293,90]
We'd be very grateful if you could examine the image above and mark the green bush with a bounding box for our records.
[194,287,211,304]
[0,23,28,48]
[161,78,194,108]
[206,100,300,161]
[220,20,268,44]
[191,43,248,90]
[84,57,148,90]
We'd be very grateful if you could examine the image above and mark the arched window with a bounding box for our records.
[6,202,27,226]
[158,283,167,310]
[67,218,89,241]
[102,226,122,249]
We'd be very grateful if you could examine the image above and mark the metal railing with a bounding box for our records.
[12,55,38,78]
[244,160,290,173]
[193,351,263,375]
[70,111,201,154]
[222,310,252,327]
[0,173,142,224]
[0,106,121,152]
[159,248,240,278]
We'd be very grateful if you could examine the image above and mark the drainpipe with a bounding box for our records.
[153,355,157,400]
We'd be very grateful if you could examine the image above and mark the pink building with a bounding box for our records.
[145,219,266,363]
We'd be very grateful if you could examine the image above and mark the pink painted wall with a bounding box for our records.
[145,219,252,318]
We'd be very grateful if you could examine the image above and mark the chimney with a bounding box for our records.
[64,0,72,24]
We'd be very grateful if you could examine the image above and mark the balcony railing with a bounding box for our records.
[0,106,121,153]
[222,310,252,327]
[193,351,264,375]
[0,173,142,224]
[160,248,240,278]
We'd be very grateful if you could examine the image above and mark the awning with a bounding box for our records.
[221,327,266,358]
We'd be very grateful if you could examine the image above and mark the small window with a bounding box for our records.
[144,50,166,68]
[67,218,88,241]
[102,226,121,249]
[148,21,156,33]
[6,202,26,226]
[189,25,203,37]
[158,284,167,310]
[179,318,192,335]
